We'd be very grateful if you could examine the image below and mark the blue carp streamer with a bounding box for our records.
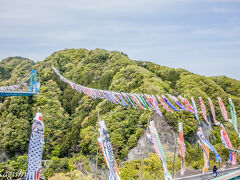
[98,120,121,180]
[25,113,44,180]
[197,127,222,163]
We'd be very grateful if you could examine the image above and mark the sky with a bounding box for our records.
[0,0,240,80]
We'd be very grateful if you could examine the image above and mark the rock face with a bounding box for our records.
[127,112,177,161]
[0,150,8,162]
[89,157,109,180]
[127,112,213,161]
[200,116,212,139]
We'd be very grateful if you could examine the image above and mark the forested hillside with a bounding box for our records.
[0,48,239,179]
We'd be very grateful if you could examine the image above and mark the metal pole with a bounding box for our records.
[35,70,37,83]
[197,114,200,174]
[237,140,239,151]
[96,111,100,180]
[174,111,184,177]
[237,138,240,150]
[198,143,200,174]
[139,114,151,180]
[219,143,221,170]
[34,70,37,93]
[139,147,145,180]
[30,70,33,92]
[96,147,98,180]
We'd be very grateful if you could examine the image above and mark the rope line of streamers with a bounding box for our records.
[52,66,239,177]
[0,72,31,92]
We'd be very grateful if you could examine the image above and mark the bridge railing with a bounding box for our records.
[174,166,240,180]
[0,69,40,97]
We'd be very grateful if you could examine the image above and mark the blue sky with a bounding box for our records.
[1,0,240,79]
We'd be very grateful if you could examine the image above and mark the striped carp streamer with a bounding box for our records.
[25,113,44,180]
[199,97,210,124]
[167,94,190,112]
[147,95,163,116]
[191,97,200,124]
[149,121,172,180]
[220,124,237,165]
[156,95,173,113]
[197,127,222,163]
[98,120,121,180]
[229,98,240,138]
[197,140,210,174]
[162,95,181,112]
[136,94,150,110]
[218,97,232,123]
[208,97,220,126]
[178,123,186,176]
[178,95,194,113]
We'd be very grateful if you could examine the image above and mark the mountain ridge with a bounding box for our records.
[0,48,239,179]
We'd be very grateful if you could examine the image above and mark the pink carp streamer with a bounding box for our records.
[147,95,163,116]
[208,97,220,126]
[156,95,173,113]
[220,124,237,165]
[178,123,186,176]
[218,97,232,123]
[199,97,210,124]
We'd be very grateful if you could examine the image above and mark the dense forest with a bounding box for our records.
[0,48,239,179]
